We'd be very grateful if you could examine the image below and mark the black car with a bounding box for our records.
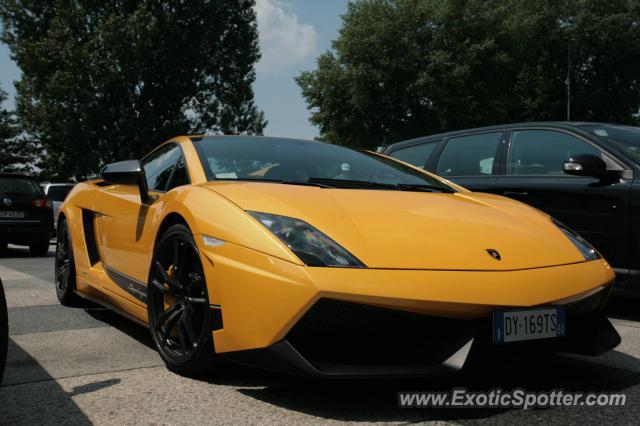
[0,173,54,256]
[384,122,640,293]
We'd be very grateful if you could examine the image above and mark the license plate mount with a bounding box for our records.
[493,306,566,344]
[0,211,25,218]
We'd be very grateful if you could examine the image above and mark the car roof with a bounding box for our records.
[384,121,618,152]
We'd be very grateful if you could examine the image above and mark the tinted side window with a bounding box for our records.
[46,185,74,201]
[166,157,189,191]
[436,133,502,176]
[508,130,601,176]
[388,142,438,168]
[142,144,181,191]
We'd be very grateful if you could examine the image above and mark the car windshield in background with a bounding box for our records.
[46,185,74,202]
[193,137,455,192]
[582,124,640,163]
[0,177,42,195]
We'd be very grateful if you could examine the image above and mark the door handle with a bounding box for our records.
[503,191,528,197]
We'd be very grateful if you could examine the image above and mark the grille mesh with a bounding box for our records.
[564,287,611,318]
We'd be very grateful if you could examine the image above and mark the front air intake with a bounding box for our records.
[81,209,100,266]
[285,298,477,368]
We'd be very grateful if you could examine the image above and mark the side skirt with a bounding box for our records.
[73,289,149,328]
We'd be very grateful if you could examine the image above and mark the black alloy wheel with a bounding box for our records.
[55,220,86,307]
[147,224,218,376]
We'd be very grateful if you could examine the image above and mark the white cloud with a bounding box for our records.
[255,0,318,73]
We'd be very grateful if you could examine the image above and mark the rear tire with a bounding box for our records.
[0,241,7,257]
[147,224,220,377]
[55,220,88,307]
[29,238,50,256]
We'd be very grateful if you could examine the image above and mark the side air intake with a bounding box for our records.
[81,209,100,266]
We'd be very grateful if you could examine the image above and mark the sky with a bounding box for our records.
[0,0,350,140]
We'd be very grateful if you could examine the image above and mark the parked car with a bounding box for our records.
[384,122,640,293]
[56,135,619,378]
[0,277,7,384]
[0,173,54,256]
[41,183,75,230]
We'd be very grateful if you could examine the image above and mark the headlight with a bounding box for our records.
[552,218,601,261]
[248,211,366,268]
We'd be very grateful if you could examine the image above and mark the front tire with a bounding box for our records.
[55,220,87,307]
[147,224,219,377]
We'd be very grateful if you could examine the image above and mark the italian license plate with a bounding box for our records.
[493,307,565,344]
[0,211,25,218]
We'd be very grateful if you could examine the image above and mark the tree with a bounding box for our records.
[0,0,266,180]
[297,0,640,150]
[0,86,38,173]
[0,87,17,170]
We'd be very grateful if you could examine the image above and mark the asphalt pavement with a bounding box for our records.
[2,245,640,425]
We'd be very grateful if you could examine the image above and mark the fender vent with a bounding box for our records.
[82,210,100,266]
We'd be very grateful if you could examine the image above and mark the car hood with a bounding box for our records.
[202,181,587,271]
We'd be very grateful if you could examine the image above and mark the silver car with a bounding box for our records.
[40,183,75,230]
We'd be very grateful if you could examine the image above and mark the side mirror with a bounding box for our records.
[101,160,151,203]
[563,154,621,180]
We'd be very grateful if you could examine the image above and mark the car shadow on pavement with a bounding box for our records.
[84,308,155,349]
[222,351,640,423]
[0,339,93,424]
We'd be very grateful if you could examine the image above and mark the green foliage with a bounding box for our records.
[0,88,17,169]
[297,0,640,149]
[0,0,266,180]
[0,86,39,173]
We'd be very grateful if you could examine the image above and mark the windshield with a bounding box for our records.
[192,136,454,192]
[0,177,43,195]
[582,124,640,163]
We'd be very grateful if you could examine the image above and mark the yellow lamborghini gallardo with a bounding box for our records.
[56,136,620,377]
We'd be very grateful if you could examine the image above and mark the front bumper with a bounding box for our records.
[219,298,477,377]
[218,289,619,378]
[199,240,617,376]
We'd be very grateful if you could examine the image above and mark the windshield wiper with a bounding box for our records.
[393,183,456,193]
[281,180,333,188]
[307,178,393,189]
[216,177,453,192]
[306,178,454,193]
[221,177,333,188]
